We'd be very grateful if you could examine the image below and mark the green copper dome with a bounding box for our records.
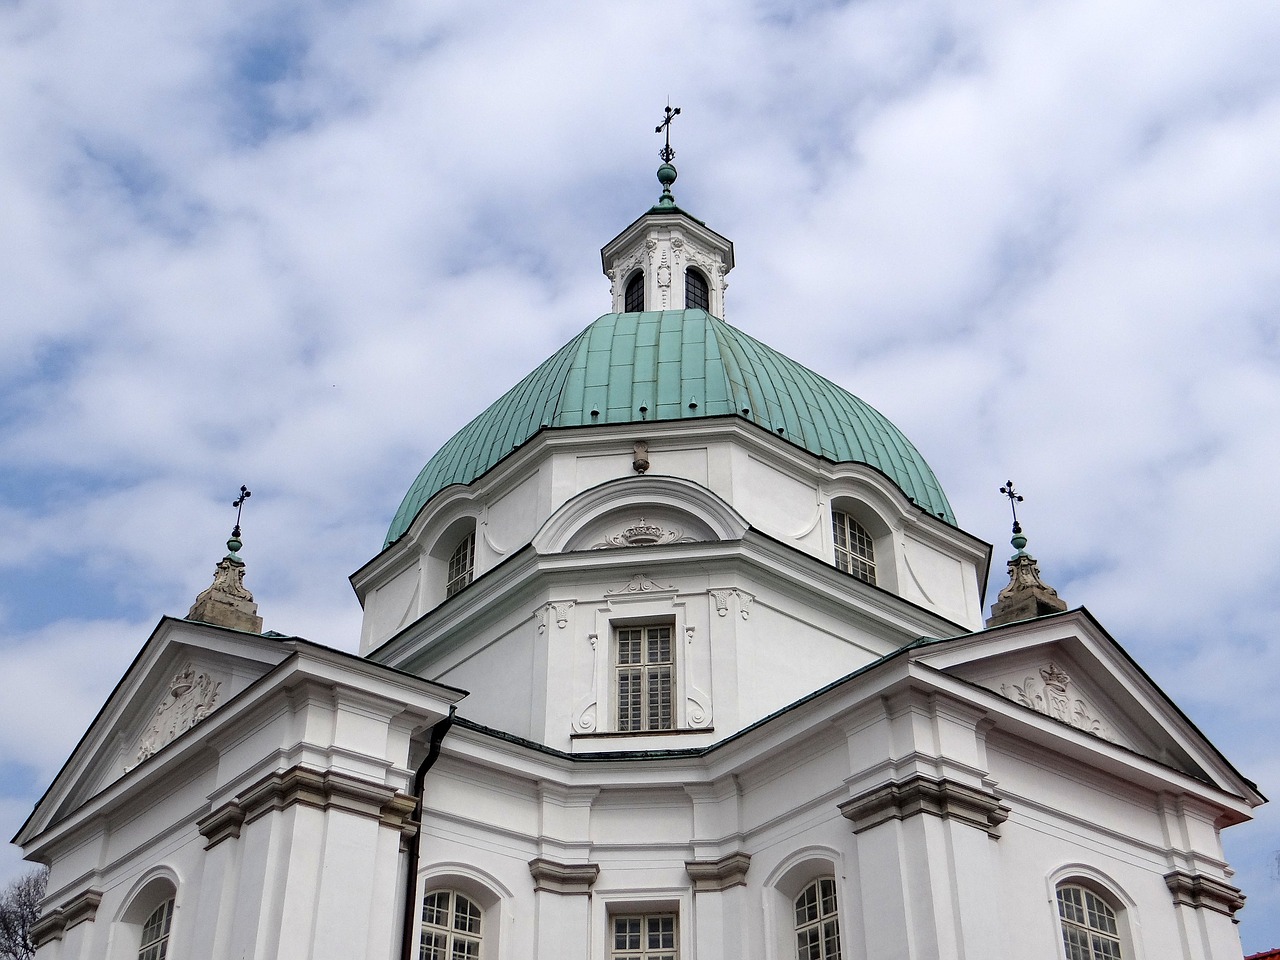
[386,310,954,546]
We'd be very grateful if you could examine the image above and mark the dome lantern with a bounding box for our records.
[601,162,734,317]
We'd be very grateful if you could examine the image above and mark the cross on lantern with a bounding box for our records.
[999,480,1023,535]
[656,104,681,163]
[232,485,252,539]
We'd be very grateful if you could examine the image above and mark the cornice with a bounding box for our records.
[528,857,601,894]
[1164,869,1246,917]
[839,774,1010,838]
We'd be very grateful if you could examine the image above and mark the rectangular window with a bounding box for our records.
[615,624,674,731]
[612,914,677,960]
[446,532,475,598]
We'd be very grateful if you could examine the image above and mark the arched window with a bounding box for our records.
[625,272,645,312]
[137,899,174,960]
[422,890,483,960]
[446,531,475,598]
[832,511,875,585]
[684,268,709,311]
[794,878,841,960]
[1057,884,1123,960]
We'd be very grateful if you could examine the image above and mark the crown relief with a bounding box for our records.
[592,518,699,550]
[999,662,1114,742]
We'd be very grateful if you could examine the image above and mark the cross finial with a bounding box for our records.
[655,103,681,163]
[999,480,1023,535]
[232,485,252,539]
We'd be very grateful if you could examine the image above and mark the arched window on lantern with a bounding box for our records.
[624,271,645,312]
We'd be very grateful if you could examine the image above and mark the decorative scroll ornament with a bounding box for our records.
[592,518,698,549]
[707,588,754,620]
[606,574,675,595]
[538,601,576,633]
[1000,663,1113,741]
[136,664,222,763]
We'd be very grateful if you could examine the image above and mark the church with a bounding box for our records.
[13,135,1263,960]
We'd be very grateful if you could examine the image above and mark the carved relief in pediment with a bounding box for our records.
[999,663,1114,742]
[606,574,676,595]
[134,663,222,764]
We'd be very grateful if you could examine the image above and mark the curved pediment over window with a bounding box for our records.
[532,476,749,555]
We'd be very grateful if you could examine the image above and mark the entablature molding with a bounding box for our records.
[528,856,601,895]
[839,774,1010,838]
[1163,869,1246,917]
[28,888,103,948]
[198,764,420,850]
[685,852,751,891]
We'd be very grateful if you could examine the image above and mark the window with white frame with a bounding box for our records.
[421,890,482,960]
[615,623,674,731]
[137,899,174,960]
[794,877,841,960]
[1056,884,1123,960]
[831,511,875,585]
[612,913,677,960]
[445,532,475,598]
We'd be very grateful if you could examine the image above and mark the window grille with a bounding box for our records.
[685,269,709,311]
[421,890,483,960]
[615,624,674,731]
[625,272,645,312]
[831,511,875,585]
[612,913,677,960]
[446,532,475,598]
[138,899,174,960]
[794,878,841,960]
[1057,885,1123,960]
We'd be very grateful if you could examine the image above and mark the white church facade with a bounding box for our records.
[13,156,1263,960]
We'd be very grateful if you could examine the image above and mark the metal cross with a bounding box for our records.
[232,485,252,538]
[655,104,681,163]
[999,480,1023,534]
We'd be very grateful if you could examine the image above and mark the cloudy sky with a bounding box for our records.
[3,0,1279,949]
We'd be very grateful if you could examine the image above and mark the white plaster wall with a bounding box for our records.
[358,424,988,655]
[397,562,937,753]
[409,692,1248,960]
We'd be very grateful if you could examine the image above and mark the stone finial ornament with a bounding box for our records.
[187,485,264,633]
[986,481,1067,627]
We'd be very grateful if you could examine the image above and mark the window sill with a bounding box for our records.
[571,727,713,740]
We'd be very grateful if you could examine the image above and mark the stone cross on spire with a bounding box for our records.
[986,480,1067,627]
[187,484,264,633]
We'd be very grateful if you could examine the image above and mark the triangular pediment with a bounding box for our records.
[910,609,1261,805]
[15,617,290,845]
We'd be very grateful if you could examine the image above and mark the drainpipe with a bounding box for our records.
[399,710,455,960]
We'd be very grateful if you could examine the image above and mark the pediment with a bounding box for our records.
[532,475,749,554]
[949,646,1145,753]
[911,610,1259,802]
[17,618,290,842]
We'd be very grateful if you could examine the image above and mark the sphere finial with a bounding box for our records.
[227,485,252,563]
[654,104,681,208]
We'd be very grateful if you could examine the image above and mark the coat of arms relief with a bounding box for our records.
[134,663,222,764]
[999,663,1115,743]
